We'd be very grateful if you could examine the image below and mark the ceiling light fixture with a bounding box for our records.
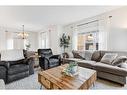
[18,25,29,39]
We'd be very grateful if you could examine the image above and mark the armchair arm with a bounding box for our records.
[23,57,34,65]
[0,61,10,69]
[50,54,61,59]
[39,56,50,70]
[49,55,61,65]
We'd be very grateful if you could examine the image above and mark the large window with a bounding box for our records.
[77,31,99,51]
[40,32,47,48]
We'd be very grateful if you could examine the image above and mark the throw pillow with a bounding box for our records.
[100,53,118,64]
[62,52,69,58]
[91,51,101,62]
[84,50,94,60]
[72,50,85,59]
[112,56,127,66]
[118,62,127,69]
[1,49,25,61]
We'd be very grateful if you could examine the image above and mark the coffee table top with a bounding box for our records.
[38,64,96,89]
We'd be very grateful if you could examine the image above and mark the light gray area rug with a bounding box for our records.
[5,69,127,90]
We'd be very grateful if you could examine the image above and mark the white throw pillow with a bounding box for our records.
[1,49,25,61]
[119,63,127,69]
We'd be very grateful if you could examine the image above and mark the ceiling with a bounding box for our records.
[0,6,120,32]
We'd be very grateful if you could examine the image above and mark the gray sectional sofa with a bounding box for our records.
[65,50,127,85]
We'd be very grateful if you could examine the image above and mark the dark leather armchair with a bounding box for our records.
[0,50,35,84]
[38,49,61,70]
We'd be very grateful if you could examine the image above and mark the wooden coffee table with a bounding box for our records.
[38,64,96,89]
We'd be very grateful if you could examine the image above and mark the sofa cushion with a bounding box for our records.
[95,62,127,76]
[112,56,127,66]
[91,51,101,62]
[1,49,25,61]
[77,60,96,69]
[100,53,118,64]
[8,64,29,75]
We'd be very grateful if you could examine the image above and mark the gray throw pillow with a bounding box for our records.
[62,52,69,58]
[112,56,127,66]
[72,50,85,59]
[91,51,101,62]
[84,50,94,60]
[100,53,118,64]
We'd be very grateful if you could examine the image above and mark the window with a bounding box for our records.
[77,31,99,51]
[7,39,13,49]
[41,32,47,48]
[75,20,99,51]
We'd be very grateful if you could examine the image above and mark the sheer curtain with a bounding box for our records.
[98,17,111,50]
[72,27,78,50]
[6,31,13,49]
[39,31,50,49]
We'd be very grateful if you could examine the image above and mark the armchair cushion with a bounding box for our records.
[49,59,59,67]
[8,64,29,75]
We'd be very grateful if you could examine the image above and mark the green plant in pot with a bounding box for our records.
[67,62,78,74]
[60,33,70,57]
[62,61,78,76]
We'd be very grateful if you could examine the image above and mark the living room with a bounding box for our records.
[0,3,127,93]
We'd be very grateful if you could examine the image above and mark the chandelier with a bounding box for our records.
[18,25,29,39]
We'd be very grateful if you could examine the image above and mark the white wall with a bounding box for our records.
[64,6,127,51]
[106,7,127,51]
[0,27,6,51]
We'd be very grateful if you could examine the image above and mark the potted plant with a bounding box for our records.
[62,61,78,77]
[60,33,70,53]
[25,43,31,50]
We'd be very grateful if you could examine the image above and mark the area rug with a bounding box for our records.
[5,68,127,90]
